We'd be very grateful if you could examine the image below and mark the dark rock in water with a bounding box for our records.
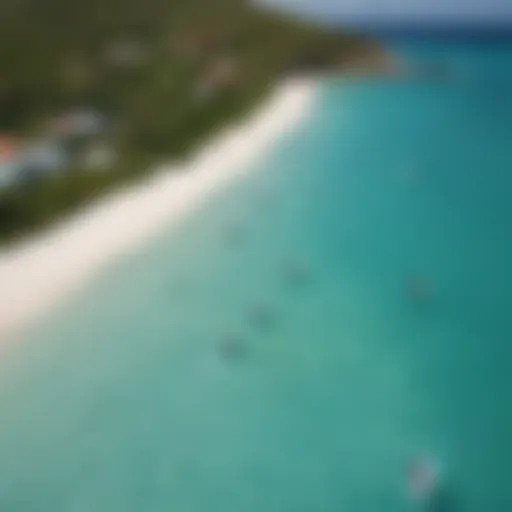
[220,336,246,360]
[250,304,276,330]
[428,486,457,512]
[405,276,431,304]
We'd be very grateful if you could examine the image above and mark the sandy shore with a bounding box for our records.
[0,79,317,340]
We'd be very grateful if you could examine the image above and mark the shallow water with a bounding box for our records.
[1,40,511,511]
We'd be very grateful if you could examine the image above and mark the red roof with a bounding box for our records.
[0,136,18,162]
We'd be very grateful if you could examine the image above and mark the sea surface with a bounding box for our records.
[1,39,512,511]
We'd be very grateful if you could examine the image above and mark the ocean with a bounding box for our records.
[1,38,511,511]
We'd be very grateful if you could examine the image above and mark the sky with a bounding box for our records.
[265,0,512,24]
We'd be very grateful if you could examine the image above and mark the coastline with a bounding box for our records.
[0,79,317,341]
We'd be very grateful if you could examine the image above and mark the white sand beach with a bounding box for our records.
[0,79,317,340]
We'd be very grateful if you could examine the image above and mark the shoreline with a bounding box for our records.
[0,79,317,341]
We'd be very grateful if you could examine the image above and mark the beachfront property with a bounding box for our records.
[0,0,384,244]
[0,137,69,189]
[0,135,18,188]
[0,109,109,190]
[48,108,107,140]
[0,152,17,189]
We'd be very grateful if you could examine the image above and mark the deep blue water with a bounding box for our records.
[0,40,511,511]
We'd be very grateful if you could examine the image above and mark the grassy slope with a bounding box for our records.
[0,0,379,243]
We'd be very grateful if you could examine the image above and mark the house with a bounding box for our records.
[18,139,68,177]
[47,108,107,141]
[0,136,68,189]
[0,136,22,189]
[62,109,106,138]
[0,135,18,160]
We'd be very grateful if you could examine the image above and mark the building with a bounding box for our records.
[48,108,107,140]
[17,140,68,178]
[0,136,22,190]
[0,136,68,189]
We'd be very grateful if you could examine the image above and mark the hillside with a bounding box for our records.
[0,0,382,242]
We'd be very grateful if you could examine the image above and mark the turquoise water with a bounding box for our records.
[1,41,512,510]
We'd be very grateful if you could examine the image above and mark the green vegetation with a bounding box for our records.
[0,0,380,243]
